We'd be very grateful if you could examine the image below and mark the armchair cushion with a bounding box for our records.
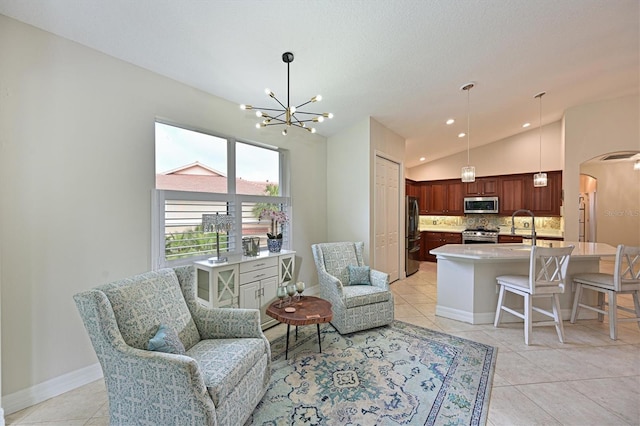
[343,285,391,308]
[347,265,371,285]
[147,324,186,355]
[187,338,268,406]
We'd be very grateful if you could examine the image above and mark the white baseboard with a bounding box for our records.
[2,363,103,416]
[0,407,5,426]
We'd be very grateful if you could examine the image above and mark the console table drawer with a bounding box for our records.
[240,266,278,285]
[239,257,277,273]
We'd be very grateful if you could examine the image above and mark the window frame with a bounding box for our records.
[152,120,291,269]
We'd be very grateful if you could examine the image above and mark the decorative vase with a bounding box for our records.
[267,237,283,253]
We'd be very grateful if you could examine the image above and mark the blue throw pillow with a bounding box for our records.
[348,265,371,285]
[147,324,186,355]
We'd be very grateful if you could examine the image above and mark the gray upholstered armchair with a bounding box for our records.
[74,265,270,426]
[311,242,394,334]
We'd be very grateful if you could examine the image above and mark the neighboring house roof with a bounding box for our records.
[156,162,272,195]
[160,161,226,177]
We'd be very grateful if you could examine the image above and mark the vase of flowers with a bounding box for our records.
[259,208,289,253]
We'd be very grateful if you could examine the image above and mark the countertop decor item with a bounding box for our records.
[240,52,333,136]
[202,212,233,263]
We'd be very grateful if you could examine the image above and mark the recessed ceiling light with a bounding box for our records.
[446,119,455,125]
[419,157,426,161]
[458,132,466,138]
[522,122,531,128]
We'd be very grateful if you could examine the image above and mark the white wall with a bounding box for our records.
[580,161,640,247]
[326,118,406,264]
[326,118,370,252]
[564,94,640,241]
[0,15,328,409]
[407,121,563,181]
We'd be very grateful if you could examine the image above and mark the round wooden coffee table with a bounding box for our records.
[266,295,333,360]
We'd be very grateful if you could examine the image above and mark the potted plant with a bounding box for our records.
[259,208,289,252]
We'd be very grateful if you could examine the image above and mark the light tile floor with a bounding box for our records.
[6,262,640,425]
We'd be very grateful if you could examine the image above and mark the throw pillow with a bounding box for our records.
[147,324,186,355]
[347,265,371,285]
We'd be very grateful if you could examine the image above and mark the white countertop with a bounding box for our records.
[430,241,616,260]
[194,249,295,268]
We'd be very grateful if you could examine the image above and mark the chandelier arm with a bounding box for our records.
[252,107,287,113]
[293,110,325,115]
[270,95,287,111]
[294,99,314,109]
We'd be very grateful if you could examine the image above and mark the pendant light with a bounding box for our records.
[533,91,548,187]
[461,82,475,182]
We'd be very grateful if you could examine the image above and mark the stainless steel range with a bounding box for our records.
[462,228,499,244]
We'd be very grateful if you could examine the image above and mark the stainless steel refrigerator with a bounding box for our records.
[406,196,420,276]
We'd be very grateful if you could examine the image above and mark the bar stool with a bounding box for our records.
[494,245,574,345]
[570,245,640,340]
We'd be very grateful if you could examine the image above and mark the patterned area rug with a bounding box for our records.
[247,320,496,425]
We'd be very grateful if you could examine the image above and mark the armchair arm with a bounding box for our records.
[370,269,390,290]
[192,306,264,340]
[316,268,346,307]
[74,290,216,424]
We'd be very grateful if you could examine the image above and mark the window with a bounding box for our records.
[153,121,290,268]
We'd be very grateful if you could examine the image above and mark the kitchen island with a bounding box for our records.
[430,242,616,324]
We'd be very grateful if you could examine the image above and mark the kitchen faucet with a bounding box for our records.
[511,209,537,246]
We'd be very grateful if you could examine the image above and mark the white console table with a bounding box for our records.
[194,250,295,329]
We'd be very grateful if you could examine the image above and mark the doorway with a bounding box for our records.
[374,155,400,282]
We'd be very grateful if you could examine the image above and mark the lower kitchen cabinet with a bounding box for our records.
[194,250,296,329]
[498,235,523,243]
[422,231,462,262]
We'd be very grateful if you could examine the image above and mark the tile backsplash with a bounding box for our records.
[420,215,563,234]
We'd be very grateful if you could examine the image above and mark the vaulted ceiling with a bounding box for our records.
[1,0,638,168]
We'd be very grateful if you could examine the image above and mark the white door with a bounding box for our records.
[375,156,400,282]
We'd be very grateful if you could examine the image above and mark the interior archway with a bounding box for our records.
[579,151,640,246]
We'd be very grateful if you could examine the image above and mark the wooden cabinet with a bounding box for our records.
[465,177,498,196]
[498,235,523,243]
[424,180,464,215]
[405,179,419,198]
[499,175,527,215]
[526,171,562,216]
[418,182,429,214]
[422,231,461,262]
[413,170,562,217]
[500,171,562,216]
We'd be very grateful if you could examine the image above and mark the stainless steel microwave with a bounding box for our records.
[464,197,499,214]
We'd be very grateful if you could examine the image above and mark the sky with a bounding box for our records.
[155,122,279,182]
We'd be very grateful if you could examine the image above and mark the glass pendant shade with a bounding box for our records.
[461,166,476,182]
[533,172,548,187]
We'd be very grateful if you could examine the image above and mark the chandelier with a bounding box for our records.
[533,91,548,187]
[240,52,333,135]
[460,82,476,182]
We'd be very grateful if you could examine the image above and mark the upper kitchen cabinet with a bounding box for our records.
[526,170,562,216]
[417,182,429,214]
[405,179,419,198]
[500,171,562,216]
[465,177,498,196]
[499,175,527,215]
[425,180,464,215]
